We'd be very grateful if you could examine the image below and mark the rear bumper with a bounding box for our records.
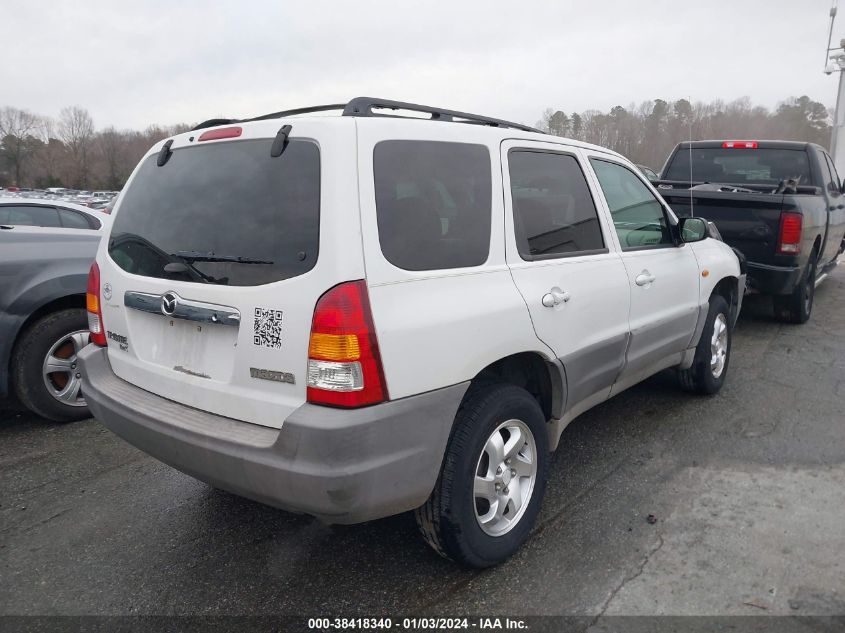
[79,345,468,524]
[745,261,802,295]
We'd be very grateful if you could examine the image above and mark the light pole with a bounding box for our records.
[827,42,845,175]
[826,1,845,175]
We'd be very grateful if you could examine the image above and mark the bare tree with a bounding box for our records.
[0,107,41,185]
[33,117,67,187]
[59,106,95,188]
[537,95,832,169]
[98,127,127,190]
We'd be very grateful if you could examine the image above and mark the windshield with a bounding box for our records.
[108,138,320,286]
[664,148,812,186]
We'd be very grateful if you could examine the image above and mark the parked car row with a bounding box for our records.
[0,187,120,211]
[3,97,842,569]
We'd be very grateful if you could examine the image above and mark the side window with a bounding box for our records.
[508,150,605,259]
[373,140,491,271]
[590,159,674,249]
[58,208,96,229]
[823,153,841,196]
[1,205,61,227]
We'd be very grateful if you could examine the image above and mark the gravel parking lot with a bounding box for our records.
[1,267,844,619]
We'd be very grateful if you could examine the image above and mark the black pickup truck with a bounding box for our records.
[656,140,845,323]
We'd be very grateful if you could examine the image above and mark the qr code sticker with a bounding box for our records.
[253,308,283,348]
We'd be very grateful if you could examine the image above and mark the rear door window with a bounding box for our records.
[0,205,61,227]
[108,139,320,286]
[508,150,605,259]
[373,140,491,271]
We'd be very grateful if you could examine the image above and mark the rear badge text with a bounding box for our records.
[106,330,129,352]
[250,367,295,385]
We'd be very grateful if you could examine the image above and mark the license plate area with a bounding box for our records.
[127,312,238,382]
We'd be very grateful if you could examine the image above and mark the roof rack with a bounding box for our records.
[193,97,543,134]
[244,103,347,122]
[192,118,239,131]
[341,97,544,133]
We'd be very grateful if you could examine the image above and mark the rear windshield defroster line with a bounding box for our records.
[108,138,320,287]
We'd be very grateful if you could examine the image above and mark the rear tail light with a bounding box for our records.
[722,141,758,149]
[777,212,803,255]
[86,262,107,346]
[306,281,387,408]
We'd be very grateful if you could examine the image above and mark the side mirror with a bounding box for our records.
[679,217,708,243]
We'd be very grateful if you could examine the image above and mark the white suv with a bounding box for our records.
[79,98,745,567]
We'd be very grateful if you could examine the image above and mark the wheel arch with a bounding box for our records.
[3,293,87,395]
[811,235,822,263]
[710,275,740,328]
[467,351,566,423]
[16,293,87,337]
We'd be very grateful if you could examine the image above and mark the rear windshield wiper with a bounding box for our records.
[164,260,225,285]
[170,250,274,265]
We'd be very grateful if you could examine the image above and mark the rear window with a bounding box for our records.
[664,147,812,185]
[108,139,320,286]
[373,140,491,271]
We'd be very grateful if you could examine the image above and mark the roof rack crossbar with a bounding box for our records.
[342,97,543,133]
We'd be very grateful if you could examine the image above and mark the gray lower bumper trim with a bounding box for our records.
[79,345,468,524]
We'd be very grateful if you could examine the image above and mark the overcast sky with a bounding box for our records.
[3,0,841,130]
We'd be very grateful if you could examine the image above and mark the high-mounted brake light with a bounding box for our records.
[198,126,243,142]
[722,141,758,149]
[306,281,388,408]
[777,212,803,255]
[86,262,107,346]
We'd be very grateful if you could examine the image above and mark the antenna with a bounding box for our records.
[689,96,694,217]
[827,0,839,71]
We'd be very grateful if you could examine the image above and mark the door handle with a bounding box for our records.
[541,287,571,307]
[635,271,656,286]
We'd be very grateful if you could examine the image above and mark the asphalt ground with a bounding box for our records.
[1,267,843,624]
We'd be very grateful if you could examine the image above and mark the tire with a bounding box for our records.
[414,383,549,568]
[678,294,731,395]
[773,255,817,324]
[11,308,91,422]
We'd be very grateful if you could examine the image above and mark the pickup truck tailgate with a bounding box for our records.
[660,189,785,263]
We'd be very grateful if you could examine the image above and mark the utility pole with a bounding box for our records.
[826,1,845,175]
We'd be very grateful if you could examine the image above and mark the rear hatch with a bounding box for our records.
[97,118,361,429]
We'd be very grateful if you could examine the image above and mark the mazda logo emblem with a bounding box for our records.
[161,292,178,316]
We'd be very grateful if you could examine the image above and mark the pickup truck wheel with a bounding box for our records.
[678,294,731,395]
[773,256,816,324]
[414,384,549,568]
[11,309,91,422]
